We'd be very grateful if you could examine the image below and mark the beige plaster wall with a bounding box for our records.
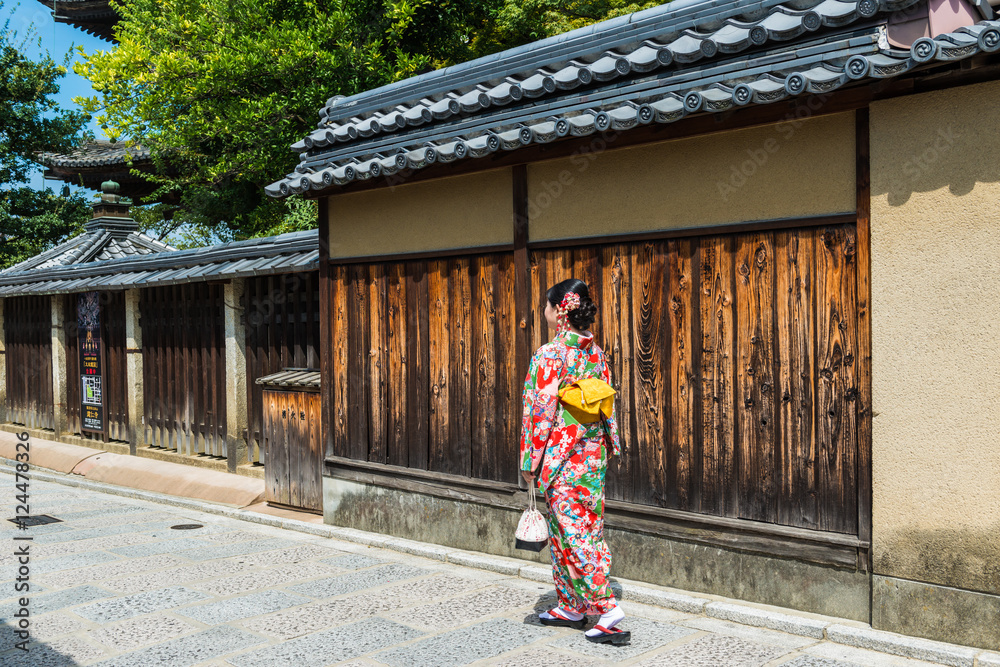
[870,79,1000,595]
[327,168,513,258]
[527,112,855,241]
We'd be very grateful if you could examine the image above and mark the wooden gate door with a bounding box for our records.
[261,374,322,512]
[5,295,54,430]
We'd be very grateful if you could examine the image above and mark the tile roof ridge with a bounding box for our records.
[268,17,1000,197]
[127,232,178,253]
[304,0,919,153]
[37,140,152,168]
[75,230,114,265]
[0,232,99,274]
[0,229,319,285]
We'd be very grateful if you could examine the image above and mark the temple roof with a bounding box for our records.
[1,230,176,274]
[267,0,999,197]
[36,0,118,42]
[38,141,165,201]
[0,231,318,297]
[2,180,176,275]
[38,141,151,169]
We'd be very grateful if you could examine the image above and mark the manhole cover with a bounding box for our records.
[8,515,61,527]
[170,524,204,530]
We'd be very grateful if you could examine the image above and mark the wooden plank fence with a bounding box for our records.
[329,254,521,483]
[4,295,54,430]
[141,283,227,456]
[328,223,861,536]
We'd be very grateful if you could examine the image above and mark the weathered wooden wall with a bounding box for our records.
[4,295,54,430]
[66,292,129,442]
[141,283,227,456]
[328,254,521,483]
[529,224,859,535]
[245,272,320,463]
[327,223,861,536]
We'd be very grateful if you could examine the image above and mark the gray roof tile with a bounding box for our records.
[268,17,1000,196]
[37,140,152,169]
[294,0,914,148]
[0,230,318,297]
[2,229,176,274]
[256,370,321,388]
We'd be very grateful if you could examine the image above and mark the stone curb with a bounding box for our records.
[706,601,827,639]
[826,624,980,667]
[447,551,522,576]
[621,586,708,614]
[4,462,995,665]
[519,564,554,584]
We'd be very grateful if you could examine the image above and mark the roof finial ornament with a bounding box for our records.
[88,179,138,235]
[101,180,122,204]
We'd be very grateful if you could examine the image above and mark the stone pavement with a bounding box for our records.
[1,478,996,667]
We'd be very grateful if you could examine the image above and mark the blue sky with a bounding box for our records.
[6,0,110,190]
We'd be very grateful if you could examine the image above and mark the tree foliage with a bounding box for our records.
[76,0,665,240]
[490,0,664,45]
[0,11,92,270]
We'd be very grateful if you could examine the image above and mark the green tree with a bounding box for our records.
[75,0,509,240]
[490,0,664,44]
[75,0,667,241]
[0,11,92,270]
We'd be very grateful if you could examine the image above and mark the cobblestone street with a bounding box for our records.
[0,478,976,666]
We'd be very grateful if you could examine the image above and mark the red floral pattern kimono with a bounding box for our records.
[520,330,622,614]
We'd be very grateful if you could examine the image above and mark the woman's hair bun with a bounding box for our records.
[546,278,598,330]
[568,297,597,330]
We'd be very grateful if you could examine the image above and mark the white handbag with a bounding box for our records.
[515,489,549,552]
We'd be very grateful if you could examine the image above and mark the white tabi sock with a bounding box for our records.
[585,605,624,636]
[540,606,584,621]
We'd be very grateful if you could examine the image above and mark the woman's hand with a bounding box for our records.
[521,470,535,485]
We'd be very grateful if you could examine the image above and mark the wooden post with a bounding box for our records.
[225,278,248,471]
[125,289,143,455]
[51,296,69,437]
[855,107,873,574]
[512,165,530,489]
[318,197,333,464]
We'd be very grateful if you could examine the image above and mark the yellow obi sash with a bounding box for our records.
[558,378,615,424]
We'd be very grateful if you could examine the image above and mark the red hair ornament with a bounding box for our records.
[556,292,582,334]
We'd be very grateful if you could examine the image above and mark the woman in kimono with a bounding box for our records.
[519,278,629,645]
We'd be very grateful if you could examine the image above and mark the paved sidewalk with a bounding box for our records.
[3,477,997,667]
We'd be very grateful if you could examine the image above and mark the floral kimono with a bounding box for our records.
[520,330,622,614]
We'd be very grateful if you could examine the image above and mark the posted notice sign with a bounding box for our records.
[78,292,105,433]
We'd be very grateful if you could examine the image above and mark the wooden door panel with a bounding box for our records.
[141,284,226,456]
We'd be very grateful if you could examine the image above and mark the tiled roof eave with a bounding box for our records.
[268,19,1000,197]
[0,233,98,273]
[37,141,152,169]
[0,250,317,296]
[0,231,319,297]
[0,230,177,275]
[256,369,321,388]
[297,30,883,169]
[294,0,924,156]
